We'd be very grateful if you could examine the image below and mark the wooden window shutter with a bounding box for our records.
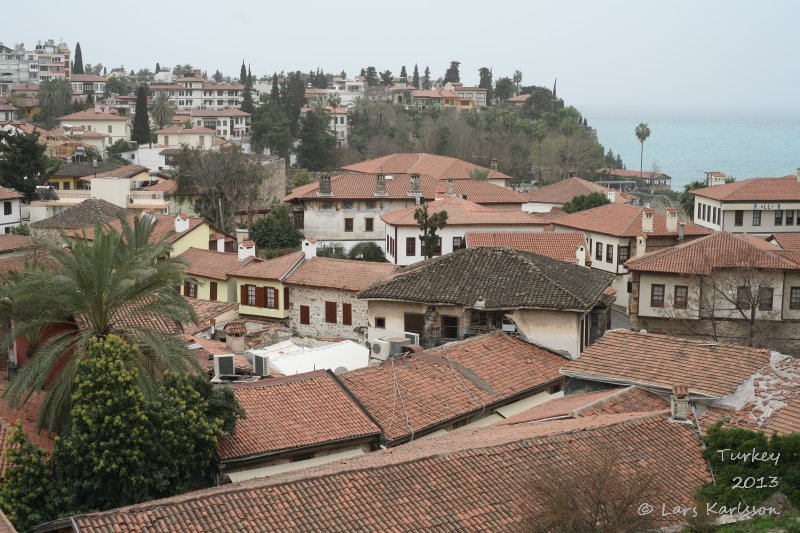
[256,286,266,308]
[325,301,337,323]
[284,287,290,310]
[210,282,218,301]
[342,303,352,325]
[273,287,280,310]
[300,305,310,325]
[240,284,248,304]
[183,281,190,296]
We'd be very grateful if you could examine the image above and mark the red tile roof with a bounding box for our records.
[155,125,215,134]
[0,187,23,201]
[0,235,33,254]
[553,203,712,238]
[70,74,107,82]
[624,231,800,274]
[229,251,303,281]
[284,172,529,204]
[527,177,635,205]
[342,152,513,183]
[189,108,250,117]
[181,335,250,375]
[339,333,566,443]
[507,93,532,103]
[181,247,252,280]
[768,232,800,251]
[87,164,149,180]
[143,179,177,193]
[68,413,711,531]
[562,330,773,398]
[465,231,587,264]
[285,257,397,291]
[216,370,380,462]
[57,110,130,121]
[691,176,800,201]
[411,89,459,98]
[66,213,208,246]
[381,197,546,226]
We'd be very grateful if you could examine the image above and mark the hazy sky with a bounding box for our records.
[5,0,797,117]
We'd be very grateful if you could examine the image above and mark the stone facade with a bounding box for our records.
[289,285,368,340]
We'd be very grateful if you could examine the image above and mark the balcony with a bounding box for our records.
[128,190,171,209]
[30,189,91,206]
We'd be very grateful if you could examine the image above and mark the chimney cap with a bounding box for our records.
[672,384,689,397]
[240,240,255,246]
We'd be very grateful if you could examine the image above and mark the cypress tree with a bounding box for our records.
[155,62,160,74]
[412,64,420,89]
[248,64,252,85]
[270,73,280,102]
[423,66,431,89]
[400,65,407,83]
[131,85,151,144]
[240,61,247,84]
[72,42,84,74]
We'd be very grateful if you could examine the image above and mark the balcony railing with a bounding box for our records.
[128,190,170,207]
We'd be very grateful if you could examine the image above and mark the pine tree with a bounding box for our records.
[400,65,407,83]
[248,64,252,85]
[423,66,431,89]
[478,67,494,106]
[412,64,420,89]
[270,73,280,102]
[443,61,461,83]
[240,61,247,84]
[155,62,160,74]
[72,42,84,74]
[131,84,151,144]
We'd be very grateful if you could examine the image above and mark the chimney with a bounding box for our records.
[216,235,226,252]
[174,213,190,233]
[302,237,318,259]
[641,208,654,233]
[796,167,800,182]
[635,236,647,257]
[575,245,587,267]
[678,222,685,241]
[670,384,690,421]
[490,159,498,171]
[317,175,332,196]
[374,173,388,196]
[606,190,616,203]
[238,241,256,260]
[446,178,455,196]
[666,208,678,232]
[92,158,98,168]
[408,173,421,197]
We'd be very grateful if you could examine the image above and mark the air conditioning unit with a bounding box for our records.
[213,354,236,377]
[252,353,269,377]
[370,339,392,361]
[403,332,420,345]
[383,336,411,356]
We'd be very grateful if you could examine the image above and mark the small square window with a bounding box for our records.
[375,317,386,328]
[344,218,353,232]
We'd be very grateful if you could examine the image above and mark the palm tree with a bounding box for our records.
[150,91,177,130]
[635,122,651,178]
[3,215,200,432]
[560,117,579,178]
[531,119,548,183]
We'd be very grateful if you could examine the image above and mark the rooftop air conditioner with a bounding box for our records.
[369,339,392,361]
[383,336,411,356]
[252,353,269,377]
[403,332,420,345]
[213,354,236,377]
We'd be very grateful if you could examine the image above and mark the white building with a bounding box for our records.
[150,78,245,111]
[189,108,250,141]
[0,188,24,233]
[0,39,70,94]
[70,74,106,96]
[156,125,216,149]
[246,339,369,376]
[56,110,131,143]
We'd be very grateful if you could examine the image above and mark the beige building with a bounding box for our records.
[155,125,215,149]
[56,109,131,143]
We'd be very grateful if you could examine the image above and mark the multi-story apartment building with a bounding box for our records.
[150,77,244,110]
[0,39,70,95]
[70,74,106,96]
[189,108,251,141]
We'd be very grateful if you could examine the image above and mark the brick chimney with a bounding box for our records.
[635,235,647,257]
[796,167,800,182]
[670,384,690,421]
[174,213,190,233]
[446,178,456,196]
[238,241,256,261]
[666,208,678,232]
[408,173,421,196]
[302,237,318,259]
[641,208,654,233]
[317,175,332,196]
[374,173,388,196]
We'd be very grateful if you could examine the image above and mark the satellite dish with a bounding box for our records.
[333,366,347,375]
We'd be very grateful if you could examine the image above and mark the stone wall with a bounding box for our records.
[289,285,368,340]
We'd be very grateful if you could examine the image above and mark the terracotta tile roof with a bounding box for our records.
[411,89,459,98]
[342,152,514,183]
[527,177,635,205]
[0,250,54,277]
[68,413,710,531]
[0,235,33,254]
[183,297,239,335]
[175,76,205,82]
[624,231,800,274]
[143,179,177,193]
[769,232,800,251]
[70,74,107,82]
[50,161,120,179]
[284,172,528,204]
[381,197,547,227]
[597,168,671,181]
[181,247,251,280]
[88,164,149,180]
[562,330,773,398]
[359,247,614,312]
[285,257,397,291]
[155,125,215,134]
[189,108,250,117]
[30,198,127,230]
[499,388,623,424]
[201,83,244,90]
[465,231,588,264]
[181,335,250,375]
[507,93,532,103]
[691,176,800,201]
[340,333,566,443]
[67,213,208,246]
[228,251,303,281]
[224,320,247,335]
[577,386,669,417]
[553,203,712,238]
[57,110,130,121]
[0,187,23,201]
[216,370,380,462]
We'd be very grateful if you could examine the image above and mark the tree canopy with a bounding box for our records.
[36,79,73,127]
[0,131,47,196]
[562,192,611,213]
[131,84,151,144]
[250,203,303,251]
[443,61,461,83]
[296,107,337,171]
[414,204,448,259]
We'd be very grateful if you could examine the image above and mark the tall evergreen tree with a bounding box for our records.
[270,73,280,102]
[360,67,366,77]
[248,64,252,85]
[297,107,337,171]
[240,85,254,114]
[364,67,379,87]
[72,42,84,74]
[412,64,420,89]
[131,84,151,144]
[400,65,407,83]
[422,66,432,89]
[155,62,160,74]
[0,131,47,196]
[478,67,494,106]
[443,61,461,83]
[240,61,247,84]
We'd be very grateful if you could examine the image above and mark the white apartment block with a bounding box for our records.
[0,39,70,94]
[189,108,251,141]
[151,78,244,111]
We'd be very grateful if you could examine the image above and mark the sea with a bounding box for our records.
[583,106,800,192]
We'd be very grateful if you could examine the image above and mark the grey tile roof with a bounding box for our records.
[50,161,120,178]
[30,198,128,230]
[359,247,615,311]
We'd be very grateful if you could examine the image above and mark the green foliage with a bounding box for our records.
[280,71,307,136]
[562,191,611,213]
[0,422,64,531]
[494,77,514,102]
[150,91,177,129]
[4,216,200,431]
[192,376,246,435]
[11,224,29,236]
[468,168,490,181]
[380,70,393,86]
[292,170,311,188]
[104,76,131,97]
[297,108,337,171]
[443,61,461,83]
[435,125,450,155]
[173,64,194,77]
[251,100,292,160]
[604,149,625,169]
[520,86,563,120]
[36,79,73,128]
[0,131,47,195]
[423,66,431,89]
[400,65,407,82]
[697,424,800,508]
[72,42,83,74]
[348,242,386,262]
[270,73,280,102]
[680,180,706,218]
[414,204,448,259]
[478,67,494,106]
[132,85,151,144]
[317,243,347,259]
[250,203,303,250]
[635,122,652,174]
[412,64,420,89]
[364,66,379,87]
